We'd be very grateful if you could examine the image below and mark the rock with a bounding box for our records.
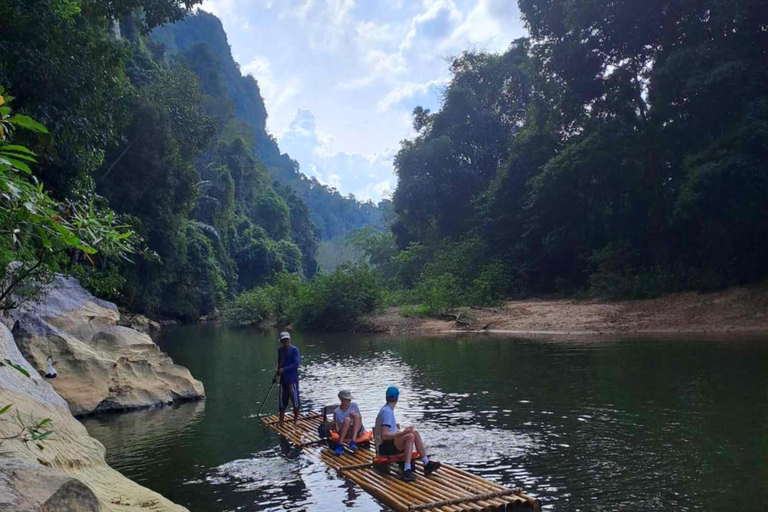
[119,311,161,335]
[13,319,204,416]
[9,276,204,416]
[0,324,189,511]
[0,457,100,512]
[11,275,120,343]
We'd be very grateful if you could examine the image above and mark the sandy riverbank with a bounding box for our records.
[365,283,768,336]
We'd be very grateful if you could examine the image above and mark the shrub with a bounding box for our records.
[266,272,303,325]
[296,264,383,330]
[221,286,273,325]
[467,261,509,306]
[415,272,462,315]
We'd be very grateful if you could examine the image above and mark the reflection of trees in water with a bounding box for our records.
[83,400,206,469]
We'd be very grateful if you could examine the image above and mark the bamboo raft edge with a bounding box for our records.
[261,413,542,512]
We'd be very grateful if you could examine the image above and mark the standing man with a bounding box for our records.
[275,331,300,427]
[374,386,441,482]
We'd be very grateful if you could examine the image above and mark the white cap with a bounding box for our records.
[279,331,291,341]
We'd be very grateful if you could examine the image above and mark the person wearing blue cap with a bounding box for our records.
[274,331,300,427]
[374,386,441,482]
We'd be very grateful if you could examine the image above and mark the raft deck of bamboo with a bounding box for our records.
[261,412,541,512]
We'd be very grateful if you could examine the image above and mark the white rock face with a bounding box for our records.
[9,276,204,416]
[0,324,189,512]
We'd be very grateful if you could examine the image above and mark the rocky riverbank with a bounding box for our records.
[366,283,768,336]
[0,323,189,512]
[5,276,204,416]
[0,276,203,511]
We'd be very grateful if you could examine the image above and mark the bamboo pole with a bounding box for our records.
[408,489,518,511]
[343,469,412,512]
[416,474,485,511]
[352,469,457,512]
[380,472,461,512]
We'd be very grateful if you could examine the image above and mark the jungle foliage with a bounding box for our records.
[387,0,768,303]
[0,1,386,320]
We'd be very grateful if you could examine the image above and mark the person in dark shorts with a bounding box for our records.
[274,331,300,427]
[333,389,365,455]
[374,386,441,482]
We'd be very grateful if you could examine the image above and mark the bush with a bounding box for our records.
[221,286,273,325]
[467,261,509,306]
[415,272,462,315]
[266,272,302,325]
[296,264,383,330]
[589,245,678,299]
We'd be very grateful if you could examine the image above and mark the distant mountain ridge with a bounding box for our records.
[151,11,385,240]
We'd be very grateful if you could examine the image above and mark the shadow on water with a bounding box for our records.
[83,325,768,511]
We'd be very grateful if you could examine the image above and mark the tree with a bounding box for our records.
[0,89,137,311]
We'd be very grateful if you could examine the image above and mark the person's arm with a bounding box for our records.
[334,409,343,431]
[380,424,406,441]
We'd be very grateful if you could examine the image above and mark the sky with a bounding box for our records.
[198,0,527,203]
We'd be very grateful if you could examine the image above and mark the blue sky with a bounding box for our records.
[199,0,527,202]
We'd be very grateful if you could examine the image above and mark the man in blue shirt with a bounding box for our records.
[274,331,300,427]
[374,386,441,482]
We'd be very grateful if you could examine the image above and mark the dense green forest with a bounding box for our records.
[388,0,768,300]
[228,0,768,329]
[0,0,384,320]
[150,11,387,241]
[1,0,766,329]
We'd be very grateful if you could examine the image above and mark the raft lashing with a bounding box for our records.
[261,412,542,511]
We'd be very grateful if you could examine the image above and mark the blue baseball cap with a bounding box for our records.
[386,386,399,401]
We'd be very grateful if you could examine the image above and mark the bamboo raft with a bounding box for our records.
[261,412,542,512]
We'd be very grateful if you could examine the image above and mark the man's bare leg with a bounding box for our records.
[395,432,415,466]
[351,413,362,440]
[412,430,427,458]
[278,408,285,428]
[293,404,299,425]
[338,416,352,442]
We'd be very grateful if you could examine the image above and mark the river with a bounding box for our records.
[82,325,768,511]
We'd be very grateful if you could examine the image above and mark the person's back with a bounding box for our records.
[374,402,396,448]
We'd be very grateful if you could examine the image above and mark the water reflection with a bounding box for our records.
[83,327,768,511]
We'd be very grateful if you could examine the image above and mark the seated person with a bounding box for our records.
[333,389,364,455]
[374,386,441,482]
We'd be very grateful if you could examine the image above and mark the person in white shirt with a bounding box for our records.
[374,386,441,482]
[333,390,364,455]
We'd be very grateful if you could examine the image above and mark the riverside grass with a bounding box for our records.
[261,412,541,511]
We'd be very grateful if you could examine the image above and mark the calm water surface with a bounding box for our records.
[82,326,768,511]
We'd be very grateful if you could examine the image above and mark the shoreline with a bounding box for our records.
[363,284,768,337]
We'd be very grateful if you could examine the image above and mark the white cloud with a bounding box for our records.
[289,0,357,51]
[377,76,449,112]
[242,55,301,112]
[279,109,396,202]
[448,0,525,53]
[194,1,527,199]
[401,0,462,51]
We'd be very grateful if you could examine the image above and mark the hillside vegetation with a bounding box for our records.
[0,1,384,321]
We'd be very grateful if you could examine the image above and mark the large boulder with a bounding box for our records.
[0,324,189,512]
[12,275,120,343]
[9,276,204,416]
